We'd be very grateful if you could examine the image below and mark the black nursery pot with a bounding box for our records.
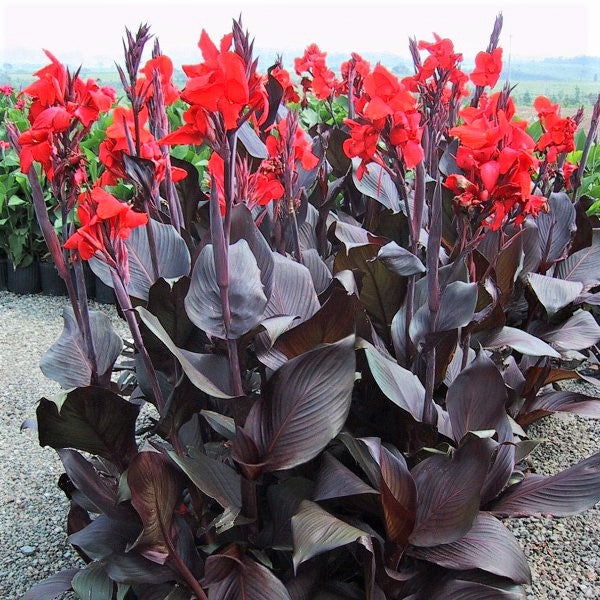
[39,261,67,296]
[0,257,7,291]
[94,275,116,304]
[6,262,41,295]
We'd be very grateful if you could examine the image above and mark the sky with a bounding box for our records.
[1,0,599,67]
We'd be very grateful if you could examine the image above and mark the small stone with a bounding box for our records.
[20,546,36,556]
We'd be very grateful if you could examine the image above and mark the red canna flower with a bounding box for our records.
[1,84,14,96]
[270,65,300,104]
[534,96,577,162]
[266,116,319,171]
[137,54,179,106]
[418,34,463,79]
[446,91,546,230]
[389,110,424,169]
[72,78,116,126]
[294,44,338,101]
[562,159,578,190]
[18,105,73,177]
[343,120,381,178]
[160,105,208,146]
[470,48,503,88]
[182,30,250,130]
[64,186,148,283]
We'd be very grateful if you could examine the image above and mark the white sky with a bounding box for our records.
[1,0,599,67]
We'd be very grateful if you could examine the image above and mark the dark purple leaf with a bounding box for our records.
[185,239,268,339]
[352,157,401,213]
[230,203,274,297]
[137,307,233,398]
[536,192,576,266]
[338,433,384,490]
[90,219,191,301]
[58,450,131,520]
[291,500,370,569]
[555,239,600,290]
[526,273,583,316]
[201,410,236,440]
[102,552,176,585]
[359,339,425,421]
[127,450,185,562]
[490,453,600,517]
[408,513,530,584]
[69,515,141,561]
[478,326,560,357]
[237,121,267,158]
[329,220,386,252]
[446,353,510,442]
[481,443,516,506]
[302,248,332,294]
[435,281,478,332]
[539,310,600,352]
[40,307,122,389]
[519,390,600,424]
[38,387,139,468]
[427,578,526,600]
[261,252,320,323]
[267,477,314,549]
[71,562,114,600]
[123,154,155,198]
[364,440,416,545]
[21,570,80,600]
[313,452,379,501]
[168,448,241,509]
[409,439,492,546]
[438,139,462,177]
[376,242,426,276]
[234,336,355,473]
[204,544,291,600]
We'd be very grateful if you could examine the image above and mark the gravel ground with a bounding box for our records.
[0,291,599,599]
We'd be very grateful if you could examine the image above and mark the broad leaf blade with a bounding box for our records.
[186,239,268,339]
[526,273,582,316]
[127,451,184,562]
[40,307,122,389]
[21,570,79,600]
[376,242,425,276]
[352,157,401,213]
[409,439,492,546]
[38,387,139,468]
[236,336,356,472]
[291,500,369,570]
[446,353,510,442]
[90,219,191,301]
[490,453,600,517]
[407,513,531,584]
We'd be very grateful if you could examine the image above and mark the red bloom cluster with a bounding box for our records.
[270,65,300,104]
[294,44,339,101]
[266,116,320,171]
[446,93,546,230]
[162,30,267,146]
[534,96,577,162]
[207,152,285,215]
[339,53,371,98]
[0,84,14,96]
[136,55,180,106]
[343,63,423,177]
[562,159,578,190]
[470,48,503,88]
[99,106,187,186]
[403,34,469,106]
[64,186,147,281]
[17,50,115,179]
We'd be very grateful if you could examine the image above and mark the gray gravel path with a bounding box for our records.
[0,291,599,599]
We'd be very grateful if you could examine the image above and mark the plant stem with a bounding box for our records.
[111,270,166,413]
[74,260,98,384]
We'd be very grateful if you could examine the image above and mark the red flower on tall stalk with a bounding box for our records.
[294,44,338,101]
[270,65,300,104]
[534,96,577,162]
[470,48,503,87]
[64,186,148,282]
[446,92,546,230]
[137,55,179,106]
[99,106,186,185]
[266,116,319,171]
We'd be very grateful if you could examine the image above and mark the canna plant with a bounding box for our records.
[11,14,600,600]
